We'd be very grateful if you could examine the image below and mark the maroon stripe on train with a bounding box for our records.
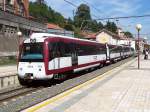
[46,60,106,75]
[44,39,49,74]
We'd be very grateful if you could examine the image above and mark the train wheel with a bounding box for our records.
[98,63,103,69]
[100,63,104,68]
[112,59,116,63]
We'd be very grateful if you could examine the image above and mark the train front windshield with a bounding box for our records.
[20,43,43,62]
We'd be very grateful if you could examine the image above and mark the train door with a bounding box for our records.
[71,43,78,66]
[106,44,110,60]
[49,40,60,70]
[120,46,123,58]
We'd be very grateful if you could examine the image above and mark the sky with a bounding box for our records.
[30,0,150,41]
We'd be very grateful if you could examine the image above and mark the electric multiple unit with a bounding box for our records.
[17,33,134,85]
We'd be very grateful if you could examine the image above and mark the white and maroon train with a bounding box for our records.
[17,33,134,85]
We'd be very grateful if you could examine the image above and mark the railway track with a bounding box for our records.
[0,86,44,103]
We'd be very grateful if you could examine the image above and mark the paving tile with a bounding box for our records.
[24,56,150,112]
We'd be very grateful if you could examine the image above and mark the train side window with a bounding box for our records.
[59,42,72,57]
[59,42,65,57]
[48,42,59,60]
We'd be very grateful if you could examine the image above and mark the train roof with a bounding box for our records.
[24,33,130,48]
[24,33,102,44]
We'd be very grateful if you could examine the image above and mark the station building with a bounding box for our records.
[81,28,136,50]
[0,0,29,17]
[0,0,46,57]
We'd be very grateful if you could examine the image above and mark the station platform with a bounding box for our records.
[0,65,17,77]
[23,56,150,112]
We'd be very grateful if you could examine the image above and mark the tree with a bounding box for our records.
[53,12,66,27]
[36,0,45,4]
[88,20,103,32]
[104,21,117,34]
[29,2,50,22]
[29,2,65,26]
[124,31,134,38]
[64,18,74,31]
[98,22,104,30]
[74,4,92,29]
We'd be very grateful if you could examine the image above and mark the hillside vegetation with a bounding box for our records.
[29,2,133,38]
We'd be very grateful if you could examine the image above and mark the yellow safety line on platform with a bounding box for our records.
[26,69,113,112]
[26,59,134,112]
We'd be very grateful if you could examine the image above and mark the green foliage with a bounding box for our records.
[64,24,73,31]
[0,57,16,66]
[88,20,103,32]
[74,4,103,32]
[29,2,65,27]
[74,27,83,38]
[104,21,118,34]
[124,31,134,38]
[74,4,91,29]
[29,2,48,22]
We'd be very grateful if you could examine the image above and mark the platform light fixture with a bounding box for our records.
[136,24,142,69]
[17,31,22,37]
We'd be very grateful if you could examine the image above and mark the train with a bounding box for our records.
[17,33,135,85]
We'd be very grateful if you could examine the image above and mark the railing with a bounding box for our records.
[0,9,46,32]
[47,29,74,37]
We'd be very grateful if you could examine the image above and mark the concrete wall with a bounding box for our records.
[0,34,18,56]
[0,75,19,90]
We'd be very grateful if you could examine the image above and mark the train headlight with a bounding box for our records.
[30,39,36,43]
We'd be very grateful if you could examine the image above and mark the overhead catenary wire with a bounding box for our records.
[95,14,150,20]
[64,0,150,21]
[81,0,102,13]
[63,0,150,34]
[63,0,77,7]
[63,0,99,19]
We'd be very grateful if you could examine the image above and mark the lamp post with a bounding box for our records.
[17,31,22,68]
[136,24,142,69]
[17,31,22,53]
[3,0,6,11]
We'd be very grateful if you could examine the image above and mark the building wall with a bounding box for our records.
[130,40,136,50]
[0,0,29,18]
[0,0,3,4]
[14,0,29,17]
[0,8,46,56]
[96,32,117,45]
[96,32,110,44]
[96,31,136,50]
